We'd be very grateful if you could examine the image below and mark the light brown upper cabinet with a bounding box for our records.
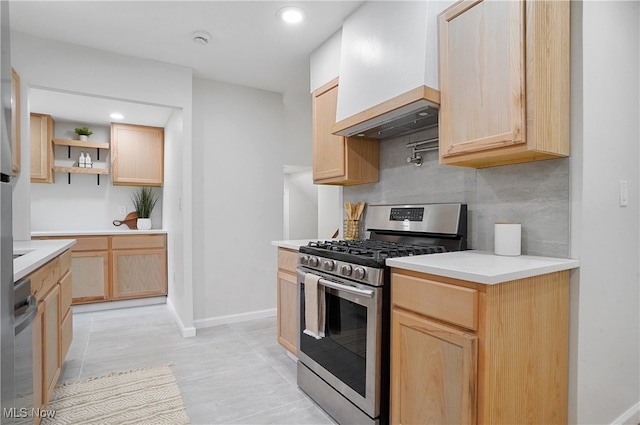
[438,0,570,168]
[313,78,379,185]
[30,113,54,183]
[111,123,164,186]
[11,68,20,176]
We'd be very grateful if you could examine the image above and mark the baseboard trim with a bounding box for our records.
[166,299,197,338]
[194,308,277,329]
[612,401,640,425]
[71,296,166,314]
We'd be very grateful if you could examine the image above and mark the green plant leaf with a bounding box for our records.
[130,187,159,218]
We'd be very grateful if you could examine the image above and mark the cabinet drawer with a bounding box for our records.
[392,273,478,331]
[29,258,59,299]
[112,235,166,250]
[277,248,298,274]
[59,249,72,275]
[72,237,109,251]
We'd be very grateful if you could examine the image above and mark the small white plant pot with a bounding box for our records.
[79,135,88,141]
[137,218,152,230]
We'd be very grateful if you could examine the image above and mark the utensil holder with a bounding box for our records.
[344,219,360,240]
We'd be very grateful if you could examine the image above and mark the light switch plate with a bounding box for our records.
[620,180,628,206]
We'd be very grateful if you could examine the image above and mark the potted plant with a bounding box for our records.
[74,126,93,141]
[130,187,159,230]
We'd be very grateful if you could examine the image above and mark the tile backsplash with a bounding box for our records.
[344,128,570,257]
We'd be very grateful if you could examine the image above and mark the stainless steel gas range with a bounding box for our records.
[296,203,468,425]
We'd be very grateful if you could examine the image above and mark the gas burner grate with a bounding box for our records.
[307,240,446,260]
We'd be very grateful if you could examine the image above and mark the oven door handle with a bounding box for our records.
[318,278,374,298]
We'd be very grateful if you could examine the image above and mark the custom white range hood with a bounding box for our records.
[331,1,454,140]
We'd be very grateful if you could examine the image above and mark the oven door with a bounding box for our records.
[297,267,383,418]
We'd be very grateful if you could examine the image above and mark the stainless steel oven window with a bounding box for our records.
[296,269,382,418]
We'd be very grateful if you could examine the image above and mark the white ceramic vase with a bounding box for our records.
[137,218,152,230]
[79,135,88,141]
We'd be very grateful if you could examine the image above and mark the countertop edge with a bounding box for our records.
[14,239,77,281]
[386,251,580,285]
[271,240,312,250]
[32,229,168,237]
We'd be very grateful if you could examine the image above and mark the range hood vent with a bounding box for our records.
[331,86,440,140]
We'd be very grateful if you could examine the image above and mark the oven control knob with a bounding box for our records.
[340,264,353,276]
[300,255,310,265]
[354,267,366,280]
[323,260,336,271]
[308,257,319,267]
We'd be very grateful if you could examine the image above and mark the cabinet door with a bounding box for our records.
[112,249,167,299]
[313,79,346,181]
[277,271,297,355]
[43,285,60,402]
[439,0,525,159]
[312,78,379,185]
[71,251,109,304]
[32,303,44,417]
[30,113,54,183]
[59,271,73,362]
[111,123,164,186]
[391,308,477,425]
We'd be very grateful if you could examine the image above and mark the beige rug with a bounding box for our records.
[42,365,190,425]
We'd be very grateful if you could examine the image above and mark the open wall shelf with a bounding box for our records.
[53,139,110,149]
[53,138,110,184]
[53,166,108,175]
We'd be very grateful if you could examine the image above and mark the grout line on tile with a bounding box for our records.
[76,313,95,380]
[226,397,320,425]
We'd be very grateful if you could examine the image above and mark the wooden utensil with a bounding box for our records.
[113,212,138,229]
[344,202,353,220]
[355,202,365,220]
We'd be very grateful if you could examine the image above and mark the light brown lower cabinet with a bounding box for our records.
[27,249,72,424]
[390,269,569,425]
[42,283,60,402]
[112,248,167,299]
[71,251,109,303]
[34,234,167,304]
[392,308,477,425]
[276,248,298,355]
[111,235,167,300]
[31,303,44,423]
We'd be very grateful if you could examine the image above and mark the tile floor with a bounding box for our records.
[59,304,336,425]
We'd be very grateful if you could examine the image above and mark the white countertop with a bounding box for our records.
[32,229,168,237]
[14,239,77,281]
[271,239,319,250]
[386,250,580,285]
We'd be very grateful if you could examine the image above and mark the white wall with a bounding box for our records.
[317,185,342,239]
[191,78,283,325]
[11,32,195,332]
[282,91,312,167]
[162,109,194,336]
[570,2,640,423]
[284,170,318,239]
[309,29,341,92]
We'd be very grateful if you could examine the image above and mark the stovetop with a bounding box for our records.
[300,239,447,268]
[297,203,467,285]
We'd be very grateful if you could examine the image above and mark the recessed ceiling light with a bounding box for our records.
[277,6,304,24]
[192,30,211,45]
[110,113,124,120]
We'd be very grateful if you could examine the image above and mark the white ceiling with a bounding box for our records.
[10,0,362,126]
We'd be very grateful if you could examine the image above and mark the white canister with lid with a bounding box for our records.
[494,223,521,256]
